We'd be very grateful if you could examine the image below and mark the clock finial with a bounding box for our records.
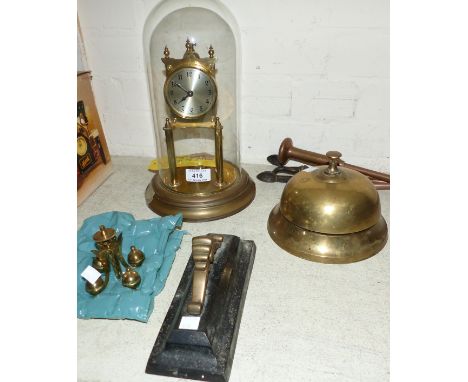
[185,38,197,53]
[208,45,214,58]
[163,46,170,58]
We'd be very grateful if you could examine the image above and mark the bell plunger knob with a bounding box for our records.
[324,151,342,175]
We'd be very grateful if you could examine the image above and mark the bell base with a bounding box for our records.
[145,169,256,222]
[267,204,388,264]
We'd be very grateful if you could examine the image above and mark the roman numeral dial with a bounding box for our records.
[165,67,217,119]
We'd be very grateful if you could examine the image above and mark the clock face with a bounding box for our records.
[164,67,217,119]
[77,136,88,156]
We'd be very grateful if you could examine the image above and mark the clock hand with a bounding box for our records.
[176,83,190,93]
[178,90,194,104]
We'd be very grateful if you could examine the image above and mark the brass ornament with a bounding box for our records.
[93,225,116,244]
[91,249,110,273]
[127,246,145,267]
[268,151,388,263]
[85,271,108,296]
[122,268,142,289]
[187,234,224,315]
[84,226,145,295]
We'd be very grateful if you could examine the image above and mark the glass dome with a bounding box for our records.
[144,3,255,221]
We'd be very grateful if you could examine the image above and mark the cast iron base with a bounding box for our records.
[145,234,256,382]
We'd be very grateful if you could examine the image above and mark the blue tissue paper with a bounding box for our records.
[77,211,185,322]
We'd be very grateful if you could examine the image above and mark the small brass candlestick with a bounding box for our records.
[93,225,116,248]
[84,225,144,295]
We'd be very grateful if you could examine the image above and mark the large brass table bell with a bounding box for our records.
[268,144,388,264]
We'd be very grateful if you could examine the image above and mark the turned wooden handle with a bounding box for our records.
[277,138,390,183]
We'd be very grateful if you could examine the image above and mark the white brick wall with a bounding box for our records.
[78,0,389,171]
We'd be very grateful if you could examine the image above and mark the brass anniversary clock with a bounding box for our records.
[145,40,256,221]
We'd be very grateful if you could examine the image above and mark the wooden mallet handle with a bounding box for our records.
[277,138,390,183]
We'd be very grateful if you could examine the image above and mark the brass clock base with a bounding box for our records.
[267,204,388,264]
[146,169,256,222]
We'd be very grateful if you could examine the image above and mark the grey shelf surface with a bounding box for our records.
[78,156,389,382]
